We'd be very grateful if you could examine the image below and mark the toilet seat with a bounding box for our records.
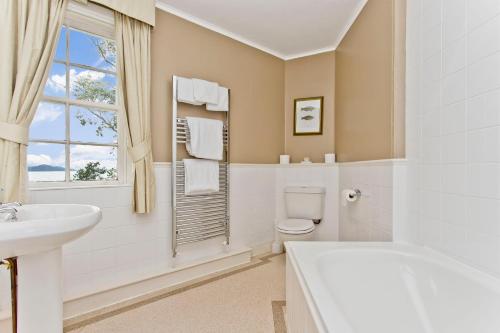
[277,219,315,235]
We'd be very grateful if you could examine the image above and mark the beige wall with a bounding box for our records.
[151,10,285,163]
[335,0,405,162]
[152,3,404,164]
[284,52,336,163]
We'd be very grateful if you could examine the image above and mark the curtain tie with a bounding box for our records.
[0,122,29,145]
[128,137,151,163]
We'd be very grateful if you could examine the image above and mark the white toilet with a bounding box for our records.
[276,186,325,245]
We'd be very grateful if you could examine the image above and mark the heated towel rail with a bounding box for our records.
[171,75,230,257]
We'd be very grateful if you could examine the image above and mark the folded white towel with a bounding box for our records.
[186,117,223,160]
[193,79,219,105]
[183,159,219,196]
[177,77,204,105]
[206,87,229,112]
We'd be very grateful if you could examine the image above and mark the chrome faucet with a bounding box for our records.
[0,202,22,208]
[0,207,18,222]
[0,188,22,221]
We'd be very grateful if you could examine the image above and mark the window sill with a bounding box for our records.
[29,183,132,191]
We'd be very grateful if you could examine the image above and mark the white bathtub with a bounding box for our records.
[285,242,500,333]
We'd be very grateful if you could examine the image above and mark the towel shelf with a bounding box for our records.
[171,75,230,257]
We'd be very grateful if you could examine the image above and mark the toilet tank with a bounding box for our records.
[285,186,325,220]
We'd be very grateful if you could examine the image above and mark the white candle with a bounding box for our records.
[325,153,336,164]
[280,155,290,164]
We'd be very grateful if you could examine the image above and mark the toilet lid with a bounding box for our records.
[277,219,315,233]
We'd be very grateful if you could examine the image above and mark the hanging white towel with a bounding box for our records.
[186,117,223,160]
[183,159,219,196]
[193,79,219,104]
[177,77,203,105]
[206,86,229,112]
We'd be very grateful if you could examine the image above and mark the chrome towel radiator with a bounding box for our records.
[171,75,230,257]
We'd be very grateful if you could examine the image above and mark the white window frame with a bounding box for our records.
[29,1,129,189]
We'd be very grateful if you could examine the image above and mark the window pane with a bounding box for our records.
[30,102,66,141]
[44,63,67,98]
[70,106,117,144]
[70,145,117,181]
[27,143,66,182]
[69,66,116,105]
[54,26,67,61]
[69,29,116,71]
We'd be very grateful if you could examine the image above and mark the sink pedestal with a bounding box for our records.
[17,248,62,333]
[0,204,102,332]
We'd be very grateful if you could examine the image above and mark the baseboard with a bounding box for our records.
[251,241,273,256]
[0,247,253,331]
[63,247,252,322]
[64,243,271,326]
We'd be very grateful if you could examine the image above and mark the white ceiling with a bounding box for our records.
[155,0,368,60]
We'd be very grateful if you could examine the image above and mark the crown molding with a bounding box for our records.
[155,0,367,61]
[283,46,337,61]
[155,1,286,59]
[331,0,368,50]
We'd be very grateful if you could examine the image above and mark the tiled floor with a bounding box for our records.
[68,254,286,333]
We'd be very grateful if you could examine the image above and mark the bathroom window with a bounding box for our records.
[28,3,126,186]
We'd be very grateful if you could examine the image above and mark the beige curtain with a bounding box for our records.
[0,0,68,202]
[115,13,156,213]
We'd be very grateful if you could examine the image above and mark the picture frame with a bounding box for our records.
[293,96,324,135]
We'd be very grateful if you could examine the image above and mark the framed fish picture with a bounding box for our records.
[293,96,324,135]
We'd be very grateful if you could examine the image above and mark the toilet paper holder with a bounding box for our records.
[348,188,362,199]
[342,188,362,206]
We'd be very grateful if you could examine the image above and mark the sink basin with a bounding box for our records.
[0,204,101,260]
[0,204,102,333]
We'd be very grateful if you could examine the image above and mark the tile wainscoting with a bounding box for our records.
[0,162,339,325]
[339,160,401,241]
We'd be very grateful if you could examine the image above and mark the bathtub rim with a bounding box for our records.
[286,244,329,333]
[285,241,500,333]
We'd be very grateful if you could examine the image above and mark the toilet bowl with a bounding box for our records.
[274,186,325,250]
[276,218,315,243]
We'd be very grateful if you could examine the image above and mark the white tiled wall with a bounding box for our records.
[338,160,396,241]
[0,163,338,317]
[230,165,277,250]
[403,0,500,277]
[39,166,171,302]
[0,164,272,318]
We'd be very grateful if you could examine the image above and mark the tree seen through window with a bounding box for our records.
[29,26,121,183]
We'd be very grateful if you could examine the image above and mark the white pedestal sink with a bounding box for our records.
[0,204,102,333]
